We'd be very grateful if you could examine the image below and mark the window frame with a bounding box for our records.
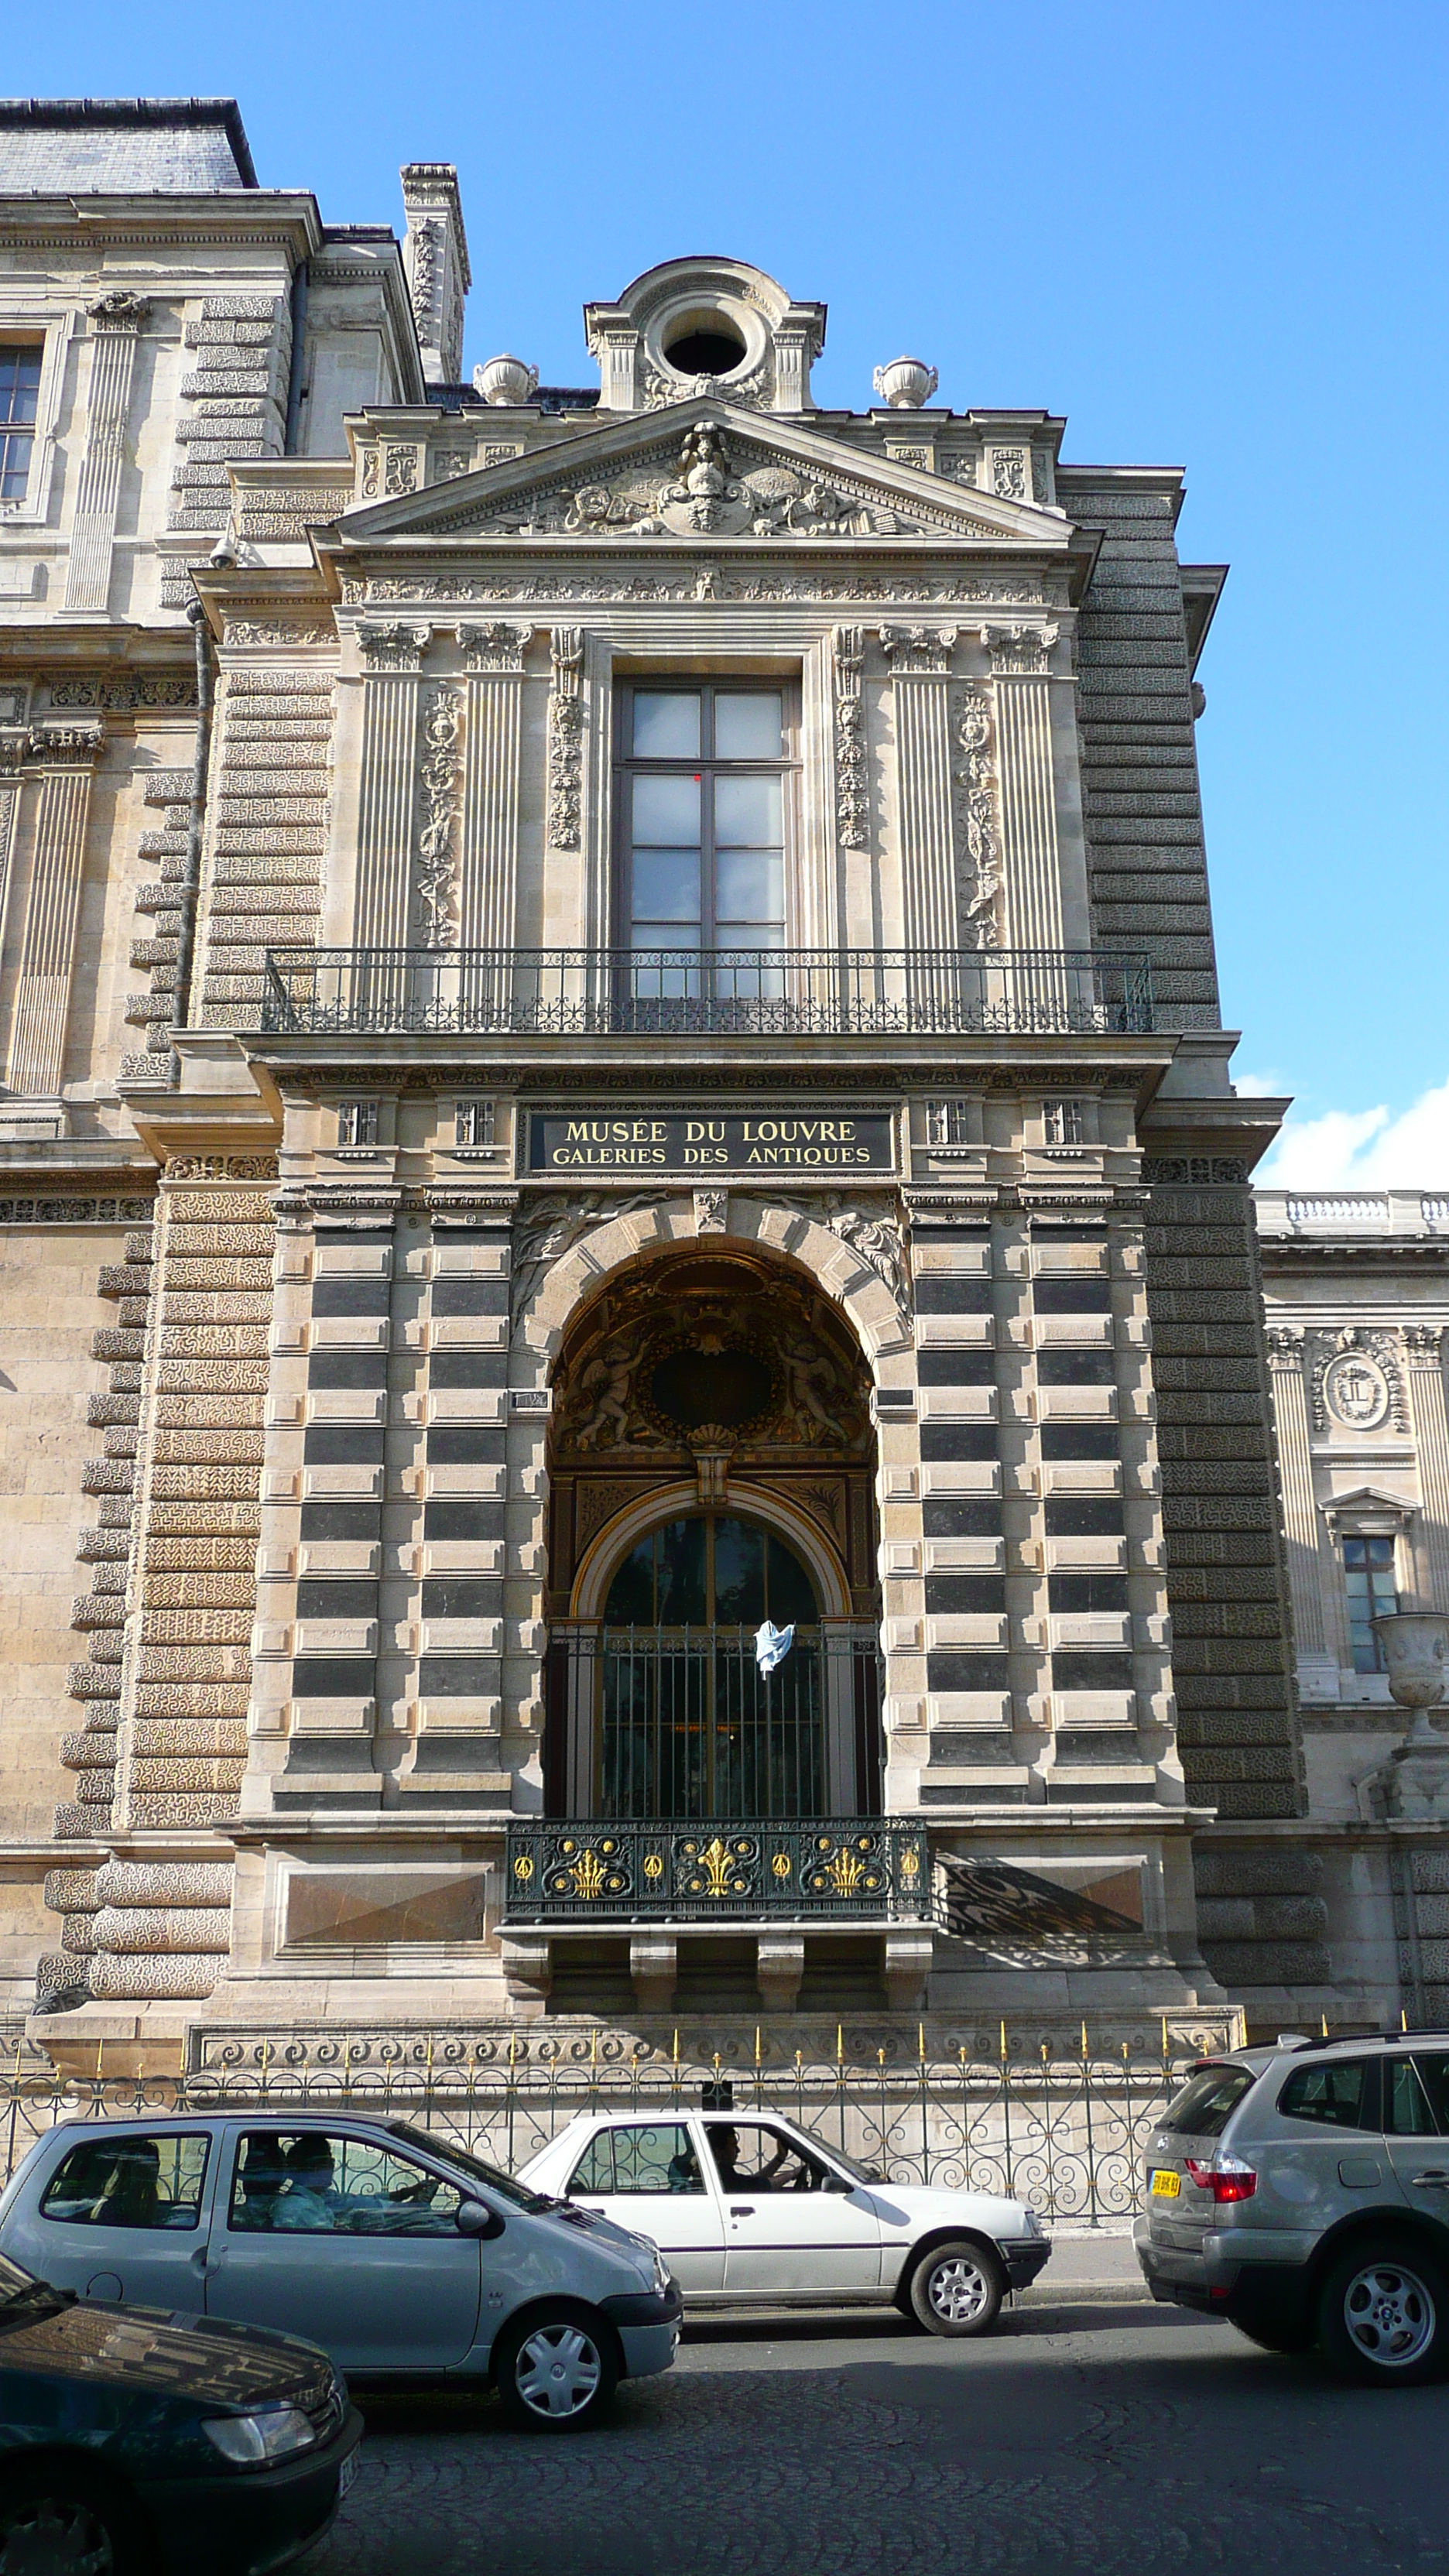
[1341,1531,1399,1675]
[612,677,801,957]
[0,314,75,524]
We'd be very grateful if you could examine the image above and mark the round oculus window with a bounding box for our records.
[663,319,747,378]
[649,1342,773,1432]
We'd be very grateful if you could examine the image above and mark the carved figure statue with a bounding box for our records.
[782,1334,847,1443]
[574,1341,639,1451]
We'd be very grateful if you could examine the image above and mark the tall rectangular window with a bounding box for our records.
[0,344,43,504]
[1344,1536,1396,1673]
[1043,1098,1086,1146]
[618,684,793,984]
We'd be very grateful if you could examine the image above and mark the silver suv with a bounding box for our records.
[1135,2035,1449,2382]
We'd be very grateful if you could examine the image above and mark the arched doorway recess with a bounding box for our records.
[544,1245,881,1820]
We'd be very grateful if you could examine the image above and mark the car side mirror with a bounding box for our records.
[456,2198,505,2240]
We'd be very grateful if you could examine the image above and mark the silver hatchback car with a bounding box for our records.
[0,2113,681,2430]
[1135,2033,1449,2382]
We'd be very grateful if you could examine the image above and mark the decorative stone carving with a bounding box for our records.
[952,683,1001,949]
[818,1195,913,1317]
[832,626,868,851]
[509,1191,657,1327]
[1310,1327,1408,1434]
[872,357,938,409]
[383,447,420,498]
[359,622,430,672]
[415,684,463,947]
[694,1190,728,1235]
[355,570,1043,609]
[979,622,1059,677]
[458,620,531,673]
[546,626,584,849]
[474,355,540,406]
[988,447,1029,502]
[1265,1325,1305,1366]
[86,290,150,327]
[880,625,957,676]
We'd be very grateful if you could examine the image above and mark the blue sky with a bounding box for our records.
[12,2,1449,1179]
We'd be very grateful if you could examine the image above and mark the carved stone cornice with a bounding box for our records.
[423,1187,519,1227]
[1403,1324,1444,1363]
[1265,1324,1305,1369]
[25,724,104,765]
[86,290,149,331]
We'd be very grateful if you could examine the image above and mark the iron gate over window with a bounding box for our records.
[544,1624,884,1824]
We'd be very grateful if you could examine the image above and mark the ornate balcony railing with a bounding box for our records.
[259,946,1153,1040]
[503,1818,930,1924]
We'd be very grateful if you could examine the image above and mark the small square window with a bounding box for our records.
[337,1099,379,1148]
[455,1098,495,1148]
[1043,1098,1085,1146]
[926,1098,971,1147]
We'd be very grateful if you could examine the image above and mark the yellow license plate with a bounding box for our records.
[1150,2168,1181,2199]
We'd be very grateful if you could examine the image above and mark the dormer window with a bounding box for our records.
[663,318,747,379]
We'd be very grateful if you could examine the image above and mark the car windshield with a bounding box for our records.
[1157,2063,1258,2137]
[385,2124,557,2213]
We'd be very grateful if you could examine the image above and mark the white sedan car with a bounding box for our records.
[520,2105,1050,2334]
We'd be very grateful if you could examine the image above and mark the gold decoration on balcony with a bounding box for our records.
[899,1845,920,1884]
[512,1855,534,1882]
[803,1833,885,1899]
[771,1852,793,1880]
[643,1852,665,1881]
[677,1833,755,1899]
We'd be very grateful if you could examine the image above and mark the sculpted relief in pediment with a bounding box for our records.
[459,420,992,545]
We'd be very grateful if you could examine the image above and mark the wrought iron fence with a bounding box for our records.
[0,2026,1216,2224]
[259,947,1153,1041]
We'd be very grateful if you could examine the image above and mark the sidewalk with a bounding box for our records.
[1016,2226,1148,2306]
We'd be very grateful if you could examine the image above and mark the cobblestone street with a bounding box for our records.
[305,2295,1449,2576]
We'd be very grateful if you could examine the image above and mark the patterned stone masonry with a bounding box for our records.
[126,766,192,1053]
[1142,1177,1317,1988]
[1064,478,1218,1033]
[53,1218,157,1848]
[159,295,291,610]
[199,666,335,1026]
[43,1162,279,2003]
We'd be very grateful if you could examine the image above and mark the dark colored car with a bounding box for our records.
[0,2247,361,2574]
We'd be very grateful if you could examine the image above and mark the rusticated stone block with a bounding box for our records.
[166,1225,275,1258]
[154,1395,266,1428]
[130,1759,245,1796]
[1411,1852,1449,1893]
[146,1504,260,1536]
[1194,1847,1323,1898]
[150,1467,262,1501]
[1201,1940,1333,1986]
[66,1664,121,1700]
[165,1260,274,1293]
[135,1684,251,1719]
[133,1720,248,1757]
[44,1870,100,1913]
[87,1954,220,2000]
[62,1919,97,1956]
[162,1295,273,1324]
[59,1733,116,1771]
[152,1430,266,1464]
[127,1795,236,1830]
[1193,1897,1255,1939]
[137,1645,252,1684]
[92,1906,234,1956]
[52,1803,99,1841]
[141,1609,252,1645]
[156,1361,269,1391]
[95,1860,233,1908]
[145,1535,259,1568]
[142,1575,255,1610]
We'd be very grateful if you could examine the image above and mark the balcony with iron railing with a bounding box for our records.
[259,946,1154,1042]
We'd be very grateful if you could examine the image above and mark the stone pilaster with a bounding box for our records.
[400,165,470,388]
[1266,1326,1326,1654]
[981,624,1065,953]
[6,725,104,1101]
[63,293,149,615]
[881,626,957,951]
[353,625,429,949]
[459,624,531,950]
[1404,1326,1449,1612]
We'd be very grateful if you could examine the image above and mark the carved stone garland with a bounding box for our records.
[547,627,584,851]
[415,683,463,947]
[953,682,1002,949]
[833,626,868,851]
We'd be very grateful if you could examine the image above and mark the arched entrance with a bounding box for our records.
[543,1245,881,1820]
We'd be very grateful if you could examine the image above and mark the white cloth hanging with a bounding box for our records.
[754,1620,795,1674]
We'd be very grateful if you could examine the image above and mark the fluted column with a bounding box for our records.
[1404,1327,1449,1612]
[458,623,530,948]
[981,623,1064,953]
[882,625,957,951]
[6,724,104,1099]
[1266,1326,1326,1653]
[352,625,429,949]
[63,293,148,615]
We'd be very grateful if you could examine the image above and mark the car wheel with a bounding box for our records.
[908,2239,1005,2338]
[0,2463,143,2576]
[494,2307,618,2432]
[1317,2240,1449,2385]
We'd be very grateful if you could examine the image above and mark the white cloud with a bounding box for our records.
[1232,1068,1285,1098]
[1257,1077,1449,1187]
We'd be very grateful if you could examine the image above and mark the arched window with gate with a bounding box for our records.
[543,1247,882,1821]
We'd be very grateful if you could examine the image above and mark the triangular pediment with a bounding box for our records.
[334,399,1069,552]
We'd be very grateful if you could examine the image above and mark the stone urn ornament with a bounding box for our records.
[872,356,939,409]
[474,354,540,406]
[1372,1610,1449,1818]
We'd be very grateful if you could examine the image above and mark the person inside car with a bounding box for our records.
[708,2125,793,2194]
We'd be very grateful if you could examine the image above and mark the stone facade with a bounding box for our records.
[0,93,1412,2074]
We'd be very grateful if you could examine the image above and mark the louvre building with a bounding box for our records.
[0,97,1441,2074]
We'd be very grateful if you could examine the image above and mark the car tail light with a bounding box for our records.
[1184,2156,1256,2204]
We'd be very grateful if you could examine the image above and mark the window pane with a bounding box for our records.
[714,775,783,847]
[0,348,41,426]
[765,1534,819,1629]
[715,693,783,758]
[608,2124,704,2194]
[605,1535,657,1625]
[631,849,701,924]
[711,1517,766,1625]
[232,2130,464,2235]
[1413,2054,1449,2135]
[1386,2060,1438,2136]
[632,775,700,844]
[567,2133,615,2194]
[714,847,783,926]
[0,433,33,502]
[656,1517,708,1623]
[632,692,701,757]
[1277,2060,1368,2129]
[1157,2064,1257,2136]
[42,2132,210,2232]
